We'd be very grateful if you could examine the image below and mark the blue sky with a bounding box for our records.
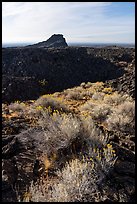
[2,2,135,44]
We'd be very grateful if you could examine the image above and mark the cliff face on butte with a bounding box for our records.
[26,34,68,48]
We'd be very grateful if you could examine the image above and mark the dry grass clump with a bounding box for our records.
[65,82,105,101]
[63,87,94,100]
[73,86,84,93]
[81,115,109,149]
[49,159,97,202]
[87,143,117,176]
[92,92,105,101]
[80,81,104,90]
[84,81,92,88]
[90,82,104,92]
[106,101,135,134]
[79,100,96,112]
[80,114,116,173]
[80,82,86,88]
[91,104,112,123]
[58,113,81,140]
[28,159,100,202]
[60,82,105,101]
[65,90,83,100]
[33,94,69,113]
[79,90,135,135]
[63,86,87,100]
[28,158,94,202]
[8,101,26,112]
[36,110,82,154]
[103,92,133,106]
[26,179,52,202]
[82,115,101,135]
[28,141,116,202]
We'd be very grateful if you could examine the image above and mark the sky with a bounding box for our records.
[2,2,135,44]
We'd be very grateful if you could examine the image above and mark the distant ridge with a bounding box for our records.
[26,34,68,48]
[2,42,134,49]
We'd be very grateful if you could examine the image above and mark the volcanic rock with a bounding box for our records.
[2,46,128,103]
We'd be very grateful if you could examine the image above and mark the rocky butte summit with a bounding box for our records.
[27,34,68,48]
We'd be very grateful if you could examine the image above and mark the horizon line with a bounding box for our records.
[2,41,135,45]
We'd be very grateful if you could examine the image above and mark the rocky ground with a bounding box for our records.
[3,46,134,103]
[2,46,135,202]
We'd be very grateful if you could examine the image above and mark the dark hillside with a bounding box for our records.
[2,47,129,103]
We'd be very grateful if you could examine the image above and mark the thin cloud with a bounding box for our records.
[2,2,135,43]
